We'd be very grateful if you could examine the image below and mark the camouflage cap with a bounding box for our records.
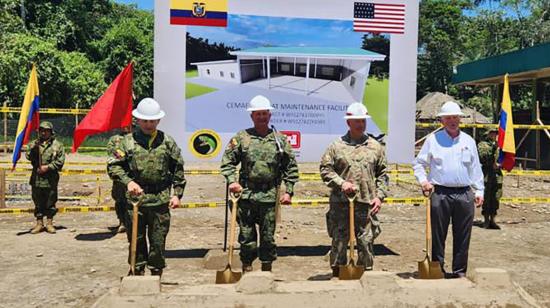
[484,127,498,136]
[39,121,54,130]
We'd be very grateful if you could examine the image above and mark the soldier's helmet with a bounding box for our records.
[247,95,274,112]
[132,98,165,120]
[344,102,371,119]
[39,121,54,131]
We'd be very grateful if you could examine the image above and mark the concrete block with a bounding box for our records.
[471,268,512,289]
[235,271,275,294]
[203,249,242,270]
[119,276,160,296]
[360,271,399,290]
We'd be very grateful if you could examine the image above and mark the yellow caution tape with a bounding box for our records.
[2,196,549,215]
[416,123,550,130]
[0,107,90,115]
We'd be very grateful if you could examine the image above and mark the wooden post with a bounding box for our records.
[0,169,5,208]
[536,101,541,170]
[96,175,101,205]
[473,107,477,140]
[3,101,7,154]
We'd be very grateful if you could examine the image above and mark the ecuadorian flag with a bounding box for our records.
[497,74,515,171]
[12,65,40,169]
[170,0,228,27]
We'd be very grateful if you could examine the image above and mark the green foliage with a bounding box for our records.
[0,1,152,108]
[361,34,389,79]
[186,32,238,70]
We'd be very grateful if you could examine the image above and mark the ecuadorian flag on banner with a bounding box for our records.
[12,65,40,169]
[170,0,228,27]
[497,74,515,171]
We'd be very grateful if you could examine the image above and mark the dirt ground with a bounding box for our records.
[1,153,550,307]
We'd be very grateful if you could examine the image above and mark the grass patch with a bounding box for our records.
[186,82,217,99]
[363,77,389,133]
[186,70,198,78]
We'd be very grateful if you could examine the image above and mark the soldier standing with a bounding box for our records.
[107,124,132,233]
[478,128,503,229]
[320,103,387,277]
[107,98,186,276]
[220,95,299,273]
[26,121,65,234]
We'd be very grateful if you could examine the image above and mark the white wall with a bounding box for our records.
[341,59,370,102]
[196,62,241,83]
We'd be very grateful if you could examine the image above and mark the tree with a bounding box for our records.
[361,34,389,79]
[0,33,106,108]
[417,0,471,98]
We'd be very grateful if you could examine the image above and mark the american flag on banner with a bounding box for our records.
[353,2,405,34]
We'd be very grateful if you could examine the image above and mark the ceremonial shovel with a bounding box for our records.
[216,192,243,284]
[339,193,365,280]
[417,191,444,279]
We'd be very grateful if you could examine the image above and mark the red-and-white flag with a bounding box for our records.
[353,2,405,35]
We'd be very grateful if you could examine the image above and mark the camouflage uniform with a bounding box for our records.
[220,128,299,265]
[478,136,503,217]
[320,132,387,270]
[107,132,131,227]
[107,128,186,271]
[25,124,65,219]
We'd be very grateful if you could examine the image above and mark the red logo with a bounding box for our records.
[281,131,301,149]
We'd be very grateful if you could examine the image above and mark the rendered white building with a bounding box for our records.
[191,47,385,102]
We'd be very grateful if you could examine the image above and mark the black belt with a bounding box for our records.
[245,181,276,191]
[140,183,170,194]
[434,185,470,193]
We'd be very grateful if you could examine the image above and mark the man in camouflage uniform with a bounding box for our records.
[107,124,132,233]
[320,102,387,277]
[107,98,186,276]
[26,121,65,234]
[221,95,299,273]
[478,128,503,229]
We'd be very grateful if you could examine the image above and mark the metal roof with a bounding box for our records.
[453,42,550,86]
[230,47,385,61]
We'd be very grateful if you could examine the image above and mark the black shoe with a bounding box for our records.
[150,268,163,276]
[489,221,501,230]
[261,262,272,272]
[128,268,145,276]
[331,267,339,277]
[242,263,253,273]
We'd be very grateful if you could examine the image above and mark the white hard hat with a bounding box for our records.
[437,101,464,117]
[344,102,371,119]
[247,95,274,112]
[132,98,165,120]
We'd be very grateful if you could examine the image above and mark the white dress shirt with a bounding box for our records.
[413,130,485,198]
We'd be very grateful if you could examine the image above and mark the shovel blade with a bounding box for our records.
[417,256,444,279]
[215,265,242,284]
[338,262,365,280]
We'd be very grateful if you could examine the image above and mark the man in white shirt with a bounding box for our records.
[413,101,484,278]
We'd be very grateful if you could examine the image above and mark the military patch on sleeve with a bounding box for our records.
[228,138,238,150]
[114,149,125,159]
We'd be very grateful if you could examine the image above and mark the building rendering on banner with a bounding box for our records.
[190,47,385,102]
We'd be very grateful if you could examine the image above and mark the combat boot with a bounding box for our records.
[117,222,126,233]
[489,215,500,230]
[45,218,56,234]
[242,263,253,273]
[261,262,272,272]
[150,268,163,277]
[31,218,44,234]
[331,266,339,277]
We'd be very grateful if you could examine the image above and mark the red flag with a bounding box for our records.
[72,62,133,152]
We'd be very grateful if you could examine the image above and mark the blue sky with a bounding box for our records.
[188,15,368,49]
[115,0,153,10]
